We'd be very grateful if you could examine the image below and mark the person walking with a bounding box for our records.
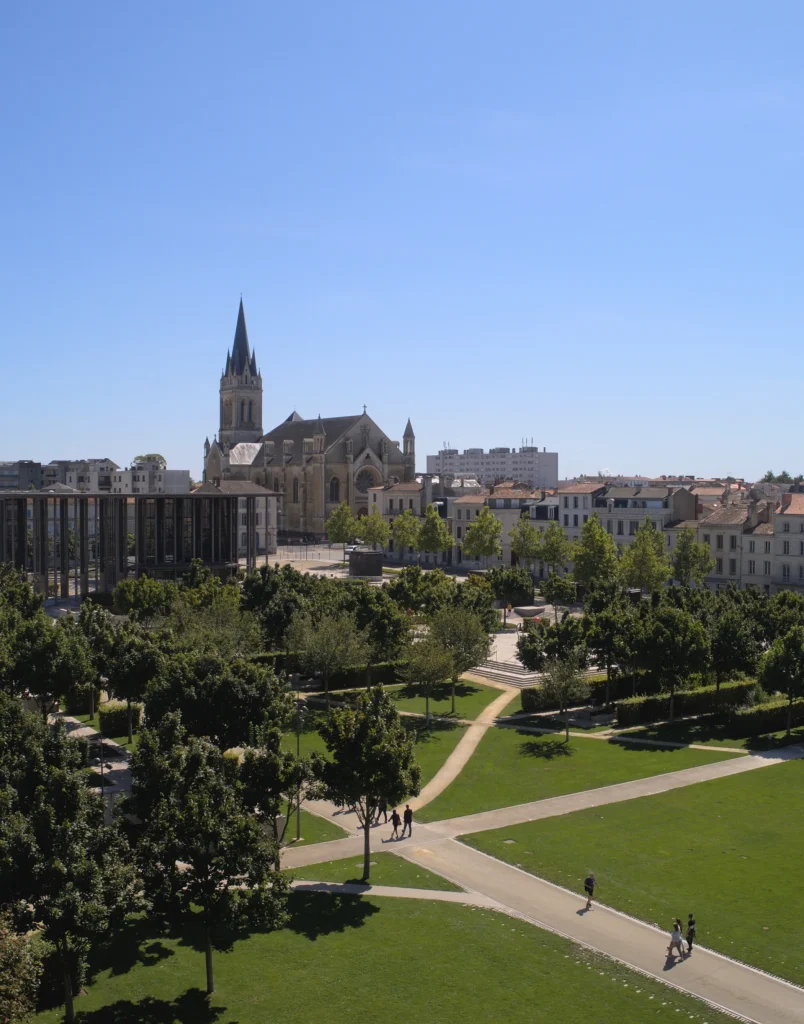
[400,804,413,838]
[686,913,696,954]
[390,808,401,839]
[375,799,388,826]
[583,872,595,910]
[667,919,684,958]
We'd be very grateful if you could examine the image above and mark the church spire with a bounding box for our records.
[231,298,251,375]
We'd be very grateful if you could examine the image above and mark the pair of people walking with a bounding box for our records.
[668,915,696,958]
[390,804,413,839]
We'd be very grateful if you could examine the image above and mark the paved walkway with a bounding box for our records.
[289,880,497,908]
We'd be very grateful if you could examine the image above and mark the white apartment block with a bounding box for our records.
[111,461,190,495]
[426,446,558,489]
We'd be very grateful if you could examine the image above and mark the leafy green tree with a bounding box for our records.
[132,453,167,468]
[288,608,371,706]
[461,506,502,566]
[1,611,54,705]
[541,571,577,623]
[385,566,456,617]
[325,501,358,558]
[572,513,619,589]
[145,654,293,750]
[539,521,573,575]
[107,622,164,742]
[541,653,589,742]
[112,574,176,622]
[671,527,715,588]
[320,686,421,880]
[486,566,534,608]
[345,582,412,672]
[0,912,42,1024]
[163,583,261,660]
[0,708,141,1024]
[454,573,498,632]
[710,608,759,692]
[400,637,454,724]
[417,504,452,563]
[77,602,116,720]
[518,616,588,670]
[508,518,543,574]
[762,590,804,644]
[586,605,626,705]
[759,625,804,736]
[391,508,420,559]
[242,563,325,651]
[429,607,492,713]
[132,726,287,995]
[642,605,710,721]
[0,563,42,619]
[619,517,671,594]
[358,506,390,550]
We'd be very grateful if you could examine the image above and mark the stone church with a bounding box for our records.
[203,300,416,538]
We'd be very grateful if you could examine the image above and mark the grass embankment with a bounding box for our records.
[416,728,741,822]
[462,758,804,985]
[329,680,502,720]
[33,896,737,1023]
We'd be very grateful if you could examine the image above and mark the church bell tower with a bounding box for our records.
[219,299,263,447]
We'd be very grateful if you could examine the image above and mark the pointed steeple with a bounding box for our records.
[231,298,251,375]
[224,350,232,376]
[403,418,415,438]
[314,413,325,435]
[250,349,258,376]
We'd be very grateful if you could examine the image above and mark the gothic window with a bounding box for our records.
[292,479,299,503]
[248,400,253,422]
[355,468,377,494]
[241,400,246,423]
[330,477,340,503]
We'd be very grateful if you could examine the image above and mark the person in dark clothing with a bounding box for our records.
[583,873,595,910]
[400,804,413,838]
[375,799,388,825]
[686,913,696,954]
[390,808,401,839]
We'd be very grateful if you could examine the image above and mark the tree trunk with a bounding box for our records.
[89,684,95,722]
[605,657,611,707]
[324,672,330,710]
[787,692,793,738]
[451,675,457,715]
[62,945,75,1024]
[362,807,372,881]
[205,927,215,995]
[668,681,675,724]
[127,697,133,744]
[563,700,569,743]
[425,691,430,727]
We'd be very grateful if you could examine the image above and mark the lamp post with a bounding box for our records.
[295,693,306,842]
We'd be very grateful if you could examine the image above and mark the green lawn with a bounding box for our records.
[462,759,804,985]
[292,851,461,891]
[284,808,349,846]
[618,718,804,751]
[282,714,466,790]
[33,896,736,1023]
[329,679,502,720]
[73,713,140,753]
[416,728,741,822]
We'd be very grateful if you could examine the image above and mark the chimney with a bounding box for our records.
[489,484,495,495]
[768,502,777,530]
[747,500,758,528]
[782,493,793,509]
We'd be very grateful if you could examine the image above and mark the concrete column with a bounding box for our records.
[59,498,69,599]
[79,498,89,597]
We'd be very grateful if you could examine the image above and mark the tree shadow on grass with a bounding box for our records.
[393,682,480,716]
[404,718,461,745]
[85,917,175,983]
[285,890,380,940]
[517,737,574,760]
[73,987,237,1024]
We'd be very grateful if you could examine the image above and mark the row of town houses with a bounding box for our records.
[368,475,804,595]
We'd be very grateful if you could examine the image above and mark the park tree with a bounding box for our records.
[400,636,454,724]
[145,654,293,750]
[541,571,577,623]
[132,726,288,995]
[77,602,116,720]
[759,625,804,737]
[345,583,412,672]
[391,508,420,559]
[508,518,543,574]
[586,605,626,705]
[619,516,671,594]
[112,574,177,622]
[541,653,589,742]
[572,513,619,589]
[710,607,759,692]
[417,504,452,564]
[165,581,261,660]
[320,686,421,880]
[107,622,165,743]
[671,527,715,589]
[358,506,390,551]
[518,616,587,670]
[0,912,42,1024]
[429,607,492,713]
[761,590,804,645]
[454,573,498,632]
[242,563,322,651]
[288,608,371,706]
[461,506,502,566]
[0,707,141,1024]
[486,566,534,609]
[132,453,166,468]
[384,565,457,617]
[326,501,358,558]
[0,563,42,619]
[539,521,573,575]
[643,605,710,721]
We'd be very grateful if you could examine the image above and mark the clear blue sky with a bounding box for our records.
[2,2,803,481]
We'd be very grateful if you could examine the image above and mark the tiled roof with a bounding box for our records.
[699,506,749,526]
[386,482,422,492]
[559,482,605,494]
[746,521,774,535]
[193,481,275,495]
[666,520,700,531]
[488,488,541,499]
[603,487,639,498]
[690,486,725,496]
[454,494,489,504]
[637,486,672,499]
[779,494,804,515]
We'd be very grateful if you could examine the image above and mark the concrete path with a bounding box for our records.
[289,880,494,907]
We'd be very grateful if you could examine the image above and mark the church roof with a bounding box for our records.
[227,442,264,466]
[230,298,253,376]
[285,411,304,422]
[403,418,415,438]
[263,414,363,466]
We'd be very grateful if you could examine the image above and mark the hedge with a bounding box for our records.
[731,698,804,736]
[251,653,405,690]
[616,679,759,728]
[64,686,102,716]
[98,701,143,737]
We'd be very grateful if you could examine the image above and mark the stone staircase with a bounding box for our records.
[472,659,540,688]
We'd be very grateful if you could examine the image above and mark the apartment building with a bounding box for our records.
[773,493,804,591]
[110,460,191,494]
[426,445,558,489]
[0,461,41,491]
[557,483,606,543]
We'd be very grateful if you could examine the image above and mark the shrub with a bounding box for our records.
[616,679,759,728]
[98,700,142,737]
[64,686,101,715]
[731,698,804,736]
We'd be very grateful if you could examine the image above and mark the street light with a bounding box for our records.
[295,692,307,842]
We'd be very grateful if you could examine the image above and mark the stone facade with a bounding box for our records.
[203,301,415,538]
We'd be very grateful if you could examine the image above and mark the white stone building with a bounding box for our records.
[426,445,558,489]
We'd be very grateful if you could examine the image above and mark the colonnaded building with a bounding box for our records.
[203,300,416,538]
